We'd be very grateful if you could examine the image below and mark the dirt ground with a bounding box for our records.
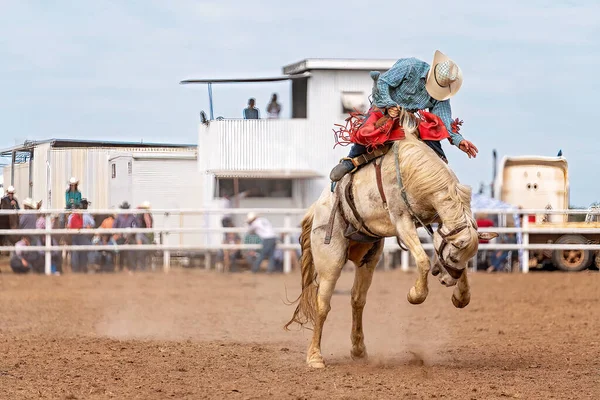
[0,264,599,400]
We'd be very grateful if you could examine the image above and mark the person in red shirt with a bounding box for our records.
[476,215,495,244]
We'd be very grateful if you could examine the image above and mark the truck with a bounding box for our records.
[494,155,600,271]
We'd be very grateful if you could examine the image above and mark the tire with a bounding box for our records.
[552,235,592,272]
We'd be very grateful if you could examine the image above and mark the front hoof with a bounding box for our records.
[407,286,427,305]
[451,293,470,308]
[307,354,326,368]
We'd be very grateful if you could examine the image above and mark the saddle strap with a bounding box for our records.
[324,191,341,245]
[344,174,379,238]
[374,157,387,210]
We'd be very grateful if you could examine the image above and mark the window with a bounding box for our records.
[111,163,116,179]
[128,161,132,175]
[216,178,292,198]
[341,91,367,114]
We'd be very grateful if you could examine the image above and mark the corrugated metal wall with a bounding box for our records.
[2,163,30,202]
[131,155,204,247]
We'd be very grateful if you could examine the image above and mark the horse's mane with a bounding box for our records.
[394,115,474,227]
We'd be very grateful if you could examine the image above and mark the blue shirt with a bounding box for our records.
[243,107,260,119]
[371,58,464,146]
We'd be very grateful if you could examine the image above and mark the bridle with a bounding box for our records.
[434,222,471,279]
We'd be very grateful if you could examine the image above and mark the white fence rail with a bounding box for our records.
[1,208,599,275]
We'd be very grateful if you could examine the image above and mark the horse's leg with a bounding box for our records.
[306,216,348,368]
[347,240,383,361]
[394,215,431,304]
[451,269,471,308]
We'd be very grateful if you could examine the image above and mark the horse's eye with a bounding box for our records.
[449,257,459,263]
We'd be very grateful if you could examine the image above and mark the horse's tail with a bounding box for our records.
[284,206,318,330]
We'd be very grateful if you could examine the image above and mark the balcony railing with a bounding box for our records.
[199,119,320,174]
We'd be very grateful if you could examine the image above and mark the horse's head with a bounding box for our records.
[432,222,498,286]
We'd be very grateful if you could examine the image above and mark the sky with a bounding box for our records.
[1,0,599,205]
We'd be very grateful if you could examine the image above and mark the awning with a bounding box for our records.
[209,169,322,179]
[180,72,311,85]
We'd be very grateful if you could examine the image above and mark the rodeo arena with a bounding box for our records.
[1,56,599,399]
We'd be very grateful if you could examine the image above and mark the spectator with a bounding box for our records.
[476,213,495,270]
[246,212,278,273]
[221,190,250,227]
[112,202,137,272]
[135,201,154,270]
[93,214,117,272]
[243,98,260,120]
[1,185,20,210]
[65,177,82,210]
[487,235,510,273]
[243,231,262,268]
[266,93,281,119]
[10,236,43,274]
[221,232,242,272]
[19,198,41,246]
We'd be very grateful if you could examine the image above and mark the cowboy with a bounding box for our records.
[245,212,278,273]
[65,177,82,209]
[330,50,479,182]
[19,198,42,245]
[1,186,20,210]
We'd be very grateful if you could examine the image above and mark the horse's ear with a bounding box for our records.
[478,232,499,241]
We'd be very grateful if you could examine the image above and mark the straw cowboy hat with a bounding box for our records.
[6,185,15,194]
[23,198,41,209]
[69,177,79,185]
[246,212,258,223]
[138,201,151,210]
[425,50,463,101]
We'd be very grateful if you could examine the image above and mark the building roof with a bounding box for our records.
[282,58,396,75]
[0,138,196,155]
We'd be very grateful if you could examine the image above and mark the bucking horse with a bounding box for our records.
[285,114,498,368]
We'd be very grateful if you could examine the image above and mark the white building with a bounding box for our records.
[188,58,395,235]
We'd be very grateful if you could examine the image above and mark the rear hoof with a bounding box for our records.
[351,348,368,361]
[407,286,427,305]
[452,293,470,308]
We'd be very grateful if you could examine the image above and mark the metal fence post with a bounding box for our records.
[401,250,409,272]
[44,214,52,275]
[283,215,292,274]
[522,215,529,273]
[163,212,170,273]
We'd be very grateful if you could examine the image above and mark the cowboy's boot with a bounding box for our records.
[330,158,355,182]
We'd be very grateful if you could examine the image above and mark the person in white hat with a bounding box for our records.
[65,177,82,209]
[246,212,278,273]
[1,185,20,210]
[330,50,479,181]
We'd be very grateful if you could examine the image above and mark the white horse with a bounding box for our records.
[286,117,497,368]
